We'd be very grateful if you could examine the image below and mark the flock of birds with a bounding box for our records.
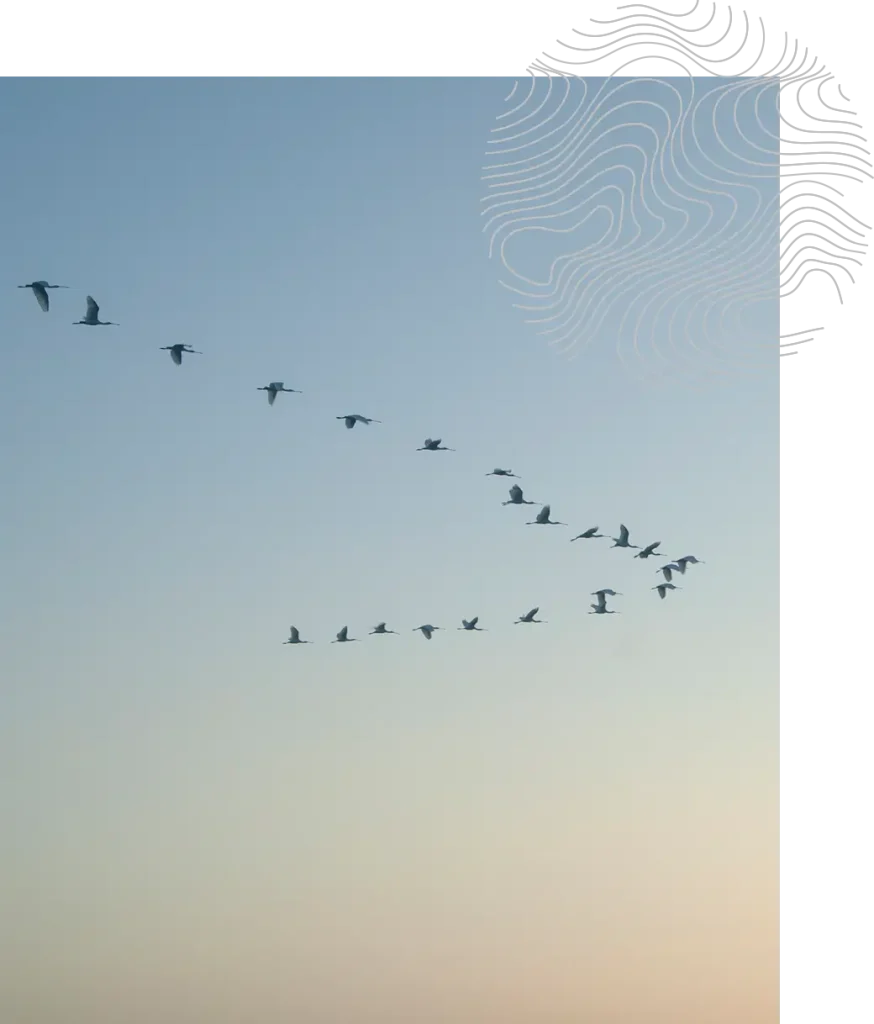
[19,280,707,646]
[288,545,705,645]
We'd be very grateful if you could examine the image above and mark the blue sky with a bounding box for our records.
[0,78,777,1023]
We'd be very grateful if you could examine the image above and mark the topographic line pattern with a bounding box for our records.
[481,0,871,380]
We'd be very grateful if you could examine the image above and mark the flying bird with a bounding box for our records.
[369,622,398,635]
[258,382,300,405]
[414,624,440,639]
[610,524,639,549]
[515,607,545,624]
[589,592,619,615]
[635,542,662,559]
[653,583,681,599]
[337,414,380,429]
[417,438,454,452]
[657,563,681,583]
[486,468,519,478]
[458,617,486,631]
[283,626,311,645]
[73,296,117,326]
[160,344,202,365]
[18,281,69,312]
[674,555,705,572]
[571,527,604,540]
[332,626,359,643]
[502,484,538,506]
[527,504,566,526]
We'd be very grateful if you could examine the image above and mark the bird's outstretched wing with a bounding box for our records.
[270,382,284,390]
[541,505,551,518]
[85,296,99,320]
[267,389,277,405]
[170,347,182,365]
[337,626,348,640]
[528,607,539,618]
[33,284,49,312]
[290,627,300,641]
[468,616,478,628]
[508,484,522,501]
[618,524,630,543]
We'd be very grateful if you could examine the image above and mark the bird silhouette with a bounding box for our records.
[571,527,604,540]
[414,624,440,639]
[160,344,202,365]
[258,382,300,405]
[674,555,705,573]
[18,280,69,312]
[656,563,681,583]
[417,438,454,452]
[515,607,545,624]
[610,524,639,549]
[526,504,566,526]
[73,296,117,326]
[589,591,619,615]
[332,626,359,642]
[502,484,539,506]
[337,414,380,429]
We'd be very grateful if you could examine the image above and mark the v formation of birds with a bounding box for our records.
[19,282,706,644]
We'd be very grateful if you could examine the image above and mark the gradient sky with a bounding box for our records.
[0,78,777,1024]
